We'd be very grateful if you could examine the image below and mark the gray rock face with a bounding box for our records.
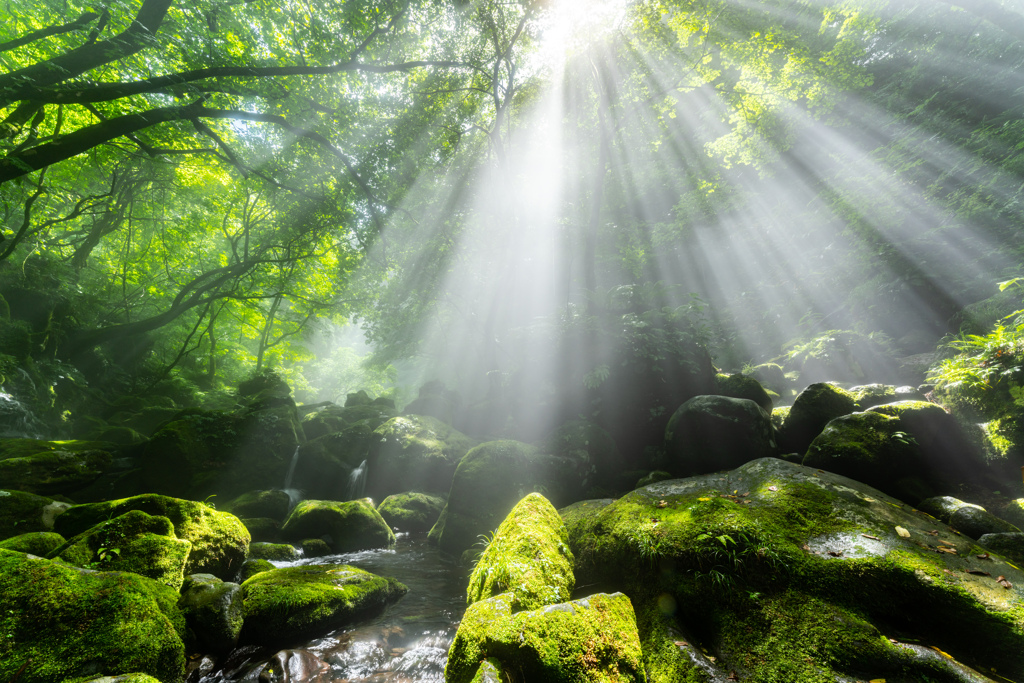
[664,395,777,475]
[918,496,1021,539]
[978,533,1024,566]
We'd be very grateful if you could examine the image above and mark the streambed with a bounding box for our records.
[191,533,468,683]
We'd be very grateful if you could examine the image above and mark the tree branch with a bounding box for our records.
[0,11,100,54]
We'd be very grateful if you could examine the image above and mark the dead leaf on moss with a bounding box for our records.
[895,526,911,538]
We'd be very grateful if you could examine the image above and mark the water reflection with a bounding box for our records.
[192,533,467,683]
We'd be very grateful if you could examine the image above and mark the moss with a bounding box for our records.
[802,411,919,492]
[49,510,192,590]
[0,488,61,539]
[769,406,790,433]
[301,537,332,557]
[0,530,65,555]
[54,493,250,580]
[239,558,275,582]
[367,415,475,499]
[248,541,299,561]
[0,549,186,683]
[178,574,243,654]
[281,498,394,552]
[777,383,858,454]
[715,373,773,412]
[632,595,712,683]
[377,491,446,532]
[468,657,505,683]
[239,563,408,645]
[467,493,574,611]
[664,395,777,476]
[240,516,281,543]
[445,591,644,683]
[223,490,291,521]
[68,674,164,683]
[0,443,114,497]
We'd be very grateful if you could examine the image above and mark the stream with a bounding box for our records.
[191,532,469,683]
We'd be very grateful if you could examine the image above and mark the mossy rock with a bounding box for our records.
[0,488,70,540]
[769,405,790,433]
[744,362,789,395]
[239,558,275,582]
[0,439,115,497]
[280,498,394,552]
[565,457,1024,681]
[54,494,250,580]
[238,563,408,646]
[240,516,281,543]
[75,673,165,683]
[715,373,773,412]
[467,493,574,611]
[289,429,376,500]
[445,591,644,683]
[428,440,569,556]
[301,538,332,558]
[301,402,396,442]
[366,415,476,501]
[377,491,446,532]
[850,383,925,410]
[249,541,299,562]
[635,471,672,489]
[978,533,1024,566]
[0,530,65,555]
[0,548,187,683]
[542,420,621,493]
[223,489,291,521]
[664,395,777,476]
[178,573,243,654]
[49,510,192,590]
[777,382,857,454]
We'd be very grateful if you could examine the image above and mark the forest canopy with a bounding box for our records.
[0,0,1022,432]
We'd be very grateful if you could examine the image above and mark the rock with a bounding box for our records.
[377,492,446,532]
[54,493,250,580]
[427,440,575,556]
[852,384,925,410]
[0,548,186,682]
[566,458,1024,681]
[664,395,777,476]
[301,538,332,558]
[289,430,375,500]
[467,493,574,611]
[0,488,70,539]
[0,438,115,496]
[224,489,292,521]
[715,372,773,412]
[0,530,65,555]
[635,471,672,488]
[802,412,924,501]
[302,402,396,441]
[777,382,857,454]
[178,573,243,654]
[403,381,460,424]
[281,499,394,552]
[239,563,407,646]
[239,558,275,582]
[949,505,1020,540]
[365,415,475,501]
[917,495,980,524]
[978,533,1024,566]
[542,420,622,493]
[49,509,192,590]
[76,675,164,683]
[744,362,789,395]
[998,499,1024,529]
[467,658,505,683]
[445,591,644,683]
[249,541,299,561]
[240,517,281,543]
[256,649,332,682]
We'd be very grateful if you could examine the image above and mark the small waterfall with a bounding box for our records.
[281,488,303,512]
[347,460,368,501]
[283,446,301,489]
[0,390,46,439]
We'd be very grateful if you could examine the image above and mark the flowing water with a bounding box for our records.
[192,533,468,683]
[282,446,302,490]
[346,460,368,501]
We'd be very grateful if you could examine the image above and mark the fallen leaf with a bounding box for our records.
[895,526,911,538]
[698,497,711,502]
[767,486,777,492]
[997,575,1014,589]
[862,534,880,541]
[656,500,667,508]
[936,547,957,554]
[827,550,844,557]
[977,553,991,560]
[801,544,811,552]
[727,672,738,681]
[869,679,887,683]
[864,497,876,502]
[673,641,688,647]
[741,492,750,497]
[966,569,991,576]
[927,530,940,536]
[931,646,953,658]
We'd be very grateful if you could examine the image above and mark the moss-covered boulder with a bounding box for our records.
[777,382,858,454]
[301,537,332,557]
[445,591,644,683]
[76,675,165,683]
[0,439,115,496]
[366,415,476,501]
[49,509,192,590]
[288,429,375,500]
[240,516,281,543]
[0,488,70,540]
[851,383,925,410]
[664,395,777,476]
[281,498,394,552]
[0,548,187,682]
[223,489,291,521]
[249,541,299,561]
[978,532,1024,566]
[715,372,773,412]
[0,530,65,555]
[428,440,576,556]
[239,563,407,646]
[919,496,1021,540]
[377,491,446,532]
[178,573,243,654]
[467,493,574,611]
[239,558,275,582]
[565,458,1024,681]
[302,402,397,442]
[54,494,250,580]
[744,362,789,395]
